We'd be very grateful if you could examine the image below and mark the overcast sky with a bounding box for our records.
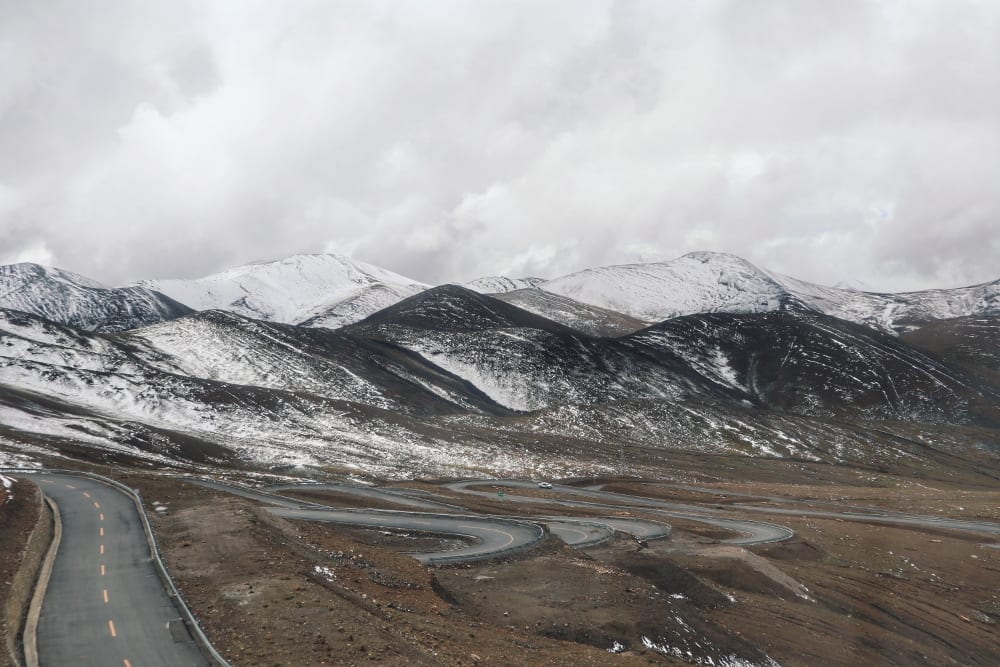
[1,0,998,291]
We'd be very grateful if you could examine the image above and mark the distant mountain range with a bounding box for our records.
[1,252,999,479]
[2,251,997,335]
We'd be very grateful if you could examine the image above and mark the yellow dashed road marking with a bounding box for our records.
[108,619,117,637]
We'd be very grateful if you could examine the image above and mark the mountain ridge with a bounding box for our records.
[0,263,193,332]
[5,250,998,337]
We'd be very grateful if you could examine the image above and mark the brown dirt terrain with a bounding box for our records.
[126,469,1000,667]
[5,455,999,666]
[0,478,40,667]
[128,475,671,666]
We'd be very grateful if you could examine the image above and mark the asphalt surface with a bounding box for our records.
[229,477,999,546]
[445,480,795,545]
[269,507,544,563]
[22,473,207,667]
[194,479,670,552]
[265,481,673,545]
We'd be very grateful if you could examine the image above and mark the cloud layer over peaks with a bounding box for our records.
[1,0,998,291]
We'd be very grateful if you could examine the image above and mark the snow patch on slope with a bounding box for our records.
[464,276,545,294]
[542,252,789,322]
[136,253,427,327]
[298,283,426,329]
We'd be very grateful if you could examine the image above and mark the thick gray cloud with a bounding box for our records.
[1,0,998,291]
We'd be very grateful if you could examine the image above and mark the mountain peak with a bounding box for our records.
[679,250,755,265]
[541,252,789,322]
[136,253,427,325]
[350,284,575,333]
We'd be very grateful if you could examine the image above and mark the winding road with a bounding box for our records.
[186,478,673,556]
[444,480,795,545]
[21,473,208,667]
[269,507,545,564]
[12,469,994,666]
[182,477,799,557]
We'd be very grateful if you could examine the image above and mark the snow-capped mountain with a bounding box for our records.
[541,252,795,322]
[3,281,1000,476]
[463,276,546,294]
[296,282,425,329]
[3,249,1000,479]
[773,272,1000,334]
[124,308,506,416]
[539,251,1000,334]
[345,285,743,412]
[135,253,428,327]
[0,307,529,472]
[6,251,998,338]
[0,263,192,332]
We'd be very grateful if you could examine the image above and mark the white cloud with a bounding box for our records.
[1,239,55,267]
[0,0,997,291]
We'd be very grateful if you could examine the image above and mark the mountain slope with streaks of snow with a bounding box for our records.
[494,288,650,337]
[773,272,1000,334]
[623,309,991,423]
[0,263,192,332]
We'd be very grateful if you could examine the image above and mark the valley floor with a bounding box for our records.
[3,456,999,666]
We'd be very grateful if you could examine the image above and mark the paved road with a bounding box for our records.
[195,478,667,552]
[22,473,207,667]
[445,480,795,545]
[269,507,544,563]
[602,481,1000,545]
[265,481,673,545]
[186,478,547,561]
